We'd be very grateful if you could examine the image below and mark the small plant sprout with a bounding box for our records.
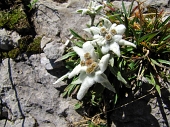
[76,0,103,26]
[27,0,38,10]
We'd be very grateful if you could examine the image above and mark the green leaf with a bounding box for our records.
[63,83,79,97]
[163,34,170,41]
[109,66,129,87]
[128,0,135,17]
[139,31,160,43]
[124,14,129,37]
[65,60,76,70]
[130,27,140,43]
[157,59,170,65]
[150,72,156,85]
[147,73,161,96]
[55,51,76,62]
[122,1,127,16]
[96,42,103,58]
[70,29,86,42]
[73,41,84,47]
[116,15,124,24]
[74,102,83,110]
[155,84,161,97]
[159,15,170,28]
[150,58,161,67]
[114,93,118,104]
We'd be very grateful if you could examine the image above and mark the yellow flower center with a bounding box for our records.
[105,34,112,41]
[81,53,98,74]
[100,27,107,34]
[85,59,93,66]
[84,52,91,60]
[110,29,117,35]
[86,62,98,74]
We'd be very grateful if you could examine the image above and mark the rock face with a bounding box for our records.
[0,0,170,126]
[0,29,20,50]
[0,55,82,127]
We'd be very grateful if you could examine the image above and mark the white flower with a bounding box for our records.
[84,18,136,56]
[76,0,103,16]
[68,42,115,100]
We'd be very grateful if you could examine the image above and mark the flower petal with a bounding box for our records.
[98,54,110,73]
[83,26,100,35]
[93,35,105,46]
[94,73,115,92]
[112,35,122,42]
[115,24,126,35]
[118,39,136,48]
[73,46,85,60]
[83,41,95,53]
[100,17,112,28]
[110,42,120,57]
[68,64,87,79]
[77,76,95,100]
[101,44,110,54]
[109,23,117,31]
[83,42,98,60]
[53,72,70,84]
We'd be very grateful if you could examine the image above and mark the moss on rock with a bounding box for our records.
[8,48,20,59]
[27,36,42,54]
[0,5,30,34]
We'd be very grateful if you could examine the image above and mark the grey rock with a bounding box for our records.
[41,36,52,49]
[41,41,65,70]
[0,29,20,50]
[43,41,65,59]
[41,53,54,70]
[0,115,36,127]
[33,0,89,41]
[33,0,61,38]
[0,55,82,126]
[138,0,170,7]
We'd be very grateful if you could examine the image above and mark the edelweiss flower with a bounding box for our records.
[84,18,136,56]
[68,42,115,100]
[76,0,103,16]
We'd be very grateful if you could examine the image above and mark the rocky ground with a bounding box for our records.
[0,0,170,127]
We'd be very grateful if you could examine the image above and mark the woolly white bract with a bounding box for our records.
[54,42,115,100]
[76,0,103,16]
[84,17,136,56]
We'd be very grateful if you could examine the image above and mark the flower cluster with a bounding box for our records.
[76,0,103,16]
[84,17,136,56]
[54,0,137,100]
[54,42,115,100]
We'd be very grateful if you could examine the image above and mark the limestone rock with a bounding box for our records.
[0,55,82,126]
[0,29,20,50]
[41,36,52,49]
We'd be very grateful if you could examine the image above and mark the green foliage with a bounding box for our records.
[0,6,30,32]
[54,0,170,126]
[1,36,42,59]
[27,36,42,54]
[27,0,38,10]
[7,48,20,59]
